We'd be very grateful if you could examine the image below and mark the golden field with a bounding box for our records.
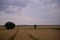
[0,25,60,40]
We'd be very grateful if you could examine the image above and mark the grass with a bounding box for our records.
[0,27,60,30]
[27,28,60,30]
[50,28,60,30]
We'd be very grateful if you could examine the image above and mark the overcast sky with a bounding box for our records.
[0,0,60,25]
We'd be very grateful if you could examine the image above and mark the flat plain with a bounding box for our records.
[0,25,60,40]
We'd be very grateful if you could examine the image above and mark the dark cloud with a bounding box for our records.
[0,5,8,11]
[0,0,4,5]
[0,0,60,25]
[0,0,29,7]
[0,0,29,11]
[57,0,60,6]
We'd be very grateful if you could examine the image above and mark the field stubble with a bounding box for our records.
[0,26,60,40]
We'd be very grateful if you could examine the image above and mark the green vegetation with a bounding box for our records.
[27,28,60,30]
[50,28,60,30]
[34,25,37,29]
[4,21,15,29]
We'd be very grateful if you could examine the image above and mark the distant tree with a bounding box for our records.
[34,24,37,29]
[5,21,15,29]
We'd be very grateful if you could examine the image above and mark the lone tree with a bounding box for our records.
[5,21,15,29]
[34,24,37,29]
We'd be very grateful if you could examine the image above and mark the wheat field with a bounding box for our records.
[0,25,60,40]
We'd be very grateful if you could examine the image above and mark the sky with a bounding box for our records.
[0,0,60,25]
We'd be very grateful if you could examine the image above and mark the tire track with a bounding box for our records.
[9,29,19,40]
[24,29,39,40]
[14,29,33,40]
[28,33,39,40]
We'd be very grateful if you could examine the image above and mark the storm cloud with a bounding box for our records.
[0,0,60,25]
